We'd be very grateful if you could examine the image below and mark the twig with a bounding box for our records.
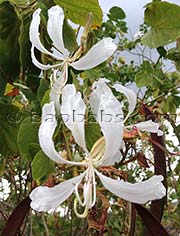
[42,214,49,236]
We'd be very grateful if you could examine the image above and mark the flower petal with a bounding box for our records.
[29,8,64,60]
[30,172,86,211]
[39,102,84,165]
[50,65,68,114]
[61,84,88,152]
[95,170,166,204]
[97,94,124,165]
[71,38,117,70]
[47,6,69,56]
[128,120,163,136]
[31,46,63,70]
[90,80,124,165]
[90,79,112,120]
[113,83,137,122]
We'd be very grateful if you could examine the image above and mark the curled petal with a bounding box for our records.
[90,79,112,119]
[61,85,88,152]
[96,94,124,166]
[129,120,163,136]
[39,102,84,165]
[95,170,166,204]
[71,38,117,70]
[29,8,63,60]
[90,80,124,165]
[30,172,86,211]
[47,6,69,56]
[31,46,63,70]
[50,65,68,114]
[113,83,137,122]
[111,151,122,165]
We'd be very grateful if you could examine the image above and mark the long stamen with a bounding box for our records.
[50,63,68,94]
[90,137,105,163]
[91,168,97,207]
[75,184,85,207]
[74,198,89,218]
[90,136,105,155]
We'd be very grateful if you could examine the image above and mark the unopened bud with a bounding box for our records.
[81,13,93,42]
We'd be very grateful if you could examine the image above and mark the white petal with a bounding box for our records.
[31,46,63,70]
[39,102,84,165]
[113,83,137,122]
[90,79,112,121]
[47,6,69,56]
[29,8,64,60]
[30,172,86,211]
[109,151,122,165]
[90,80,124,165]
[129,120,163,136]
[96,94,124,166]
[61,85,88,152]
[50,65,68,114]
[95,170,166,204]
[71,38,117,70]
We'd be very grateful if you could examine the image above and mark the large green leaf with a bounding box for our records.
[142,2,180,48]
[54,0,103,26]
[0,103,19,157]
[135,61,153,87]
[32,150,54,182]
[17,117,40,161]
[0,2,20,94]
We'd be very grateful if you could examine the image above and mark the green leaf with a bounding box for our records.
[108,6,126,21]
[37,78,50,102]
[160,96,177,113]
[85,122,101,150]
[175,60,180,72]
[63,19,78,52]
[157,46,167,57]
[135,61,153,87]
[0,103,19,157]
[19,12,40,75]
[54,0,103,26]
[32,150,54,182]
[26,75,41,95]
[41,89,50,107]
[0,2,20,94]
[142,2,180,48]
[17,117,40,161]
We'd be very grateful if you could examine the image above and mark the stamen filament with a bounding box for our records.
[74,198,89,218]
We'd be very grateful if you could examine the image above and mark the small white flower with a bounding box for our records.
[29,6,117,112]
[30,81,165,218]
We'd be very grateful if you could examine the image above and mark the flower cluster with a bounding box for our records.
[29,5,166,218]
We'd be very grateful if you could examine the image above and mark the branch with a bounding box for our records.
[142,105,167,235]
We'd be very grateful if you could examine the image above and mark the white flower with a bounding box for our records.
[30,81,166,217]
[29,6,117,112]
